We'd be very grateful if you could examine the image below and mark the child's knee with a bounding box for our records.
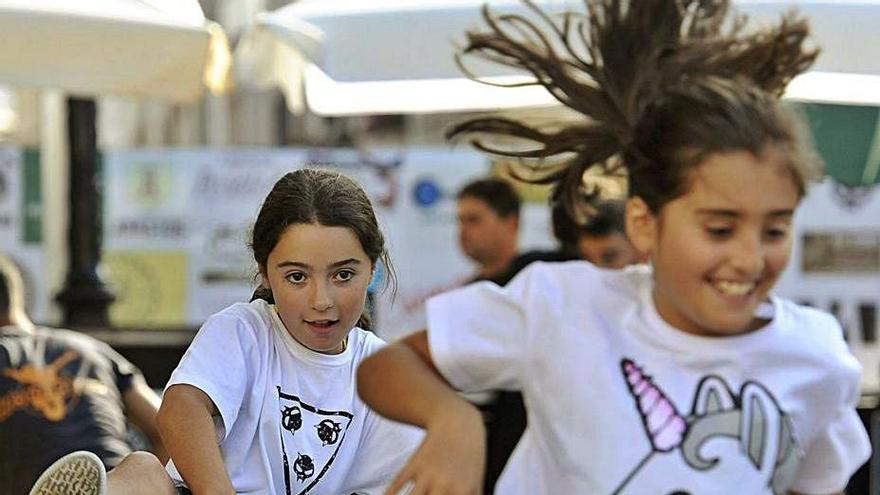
[120,451,163,471]
[111,451,169,484]
[108,451,175,494]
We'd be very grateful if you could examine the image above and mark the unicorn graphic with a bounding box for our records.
[611,359,802,494]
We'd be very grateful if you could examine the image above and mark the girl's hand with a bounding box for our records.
[385,402,486,495]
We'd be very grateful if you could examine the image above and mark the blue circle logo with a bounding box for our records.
[413,178,442,207]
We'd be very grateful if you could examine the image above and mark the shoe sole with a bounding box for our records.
[29,451,107,495]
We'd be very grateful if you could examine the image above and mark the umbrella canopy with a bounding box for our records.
[740,0,880,106]
[235,0,574,115]
[0,0,230,101]
[236,0,880,116]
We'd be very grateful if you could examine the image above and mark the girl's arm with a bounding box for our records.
[157,384,235,495]
[357,330,485,495]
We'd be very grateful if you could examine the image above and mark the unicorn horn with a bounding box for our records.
[621,359,686,452]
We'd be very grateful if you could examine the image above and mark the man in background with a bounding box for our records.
[456,177,523,285]
[0,253,166,495]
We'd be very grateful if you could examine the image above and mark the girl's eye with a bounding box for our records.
[286,272,306,284]
[335,269,355,282]
[764,226,790,241]
[706,226,733,239]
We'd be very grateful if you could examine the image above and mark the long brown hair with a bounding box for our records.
[448,0,821,218]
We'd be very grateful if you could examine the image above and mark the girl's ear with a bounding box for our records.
[625,197,657,257]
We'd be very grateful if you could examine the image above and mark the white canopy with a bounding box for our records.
[236,0,880,115]
[740,0,880,106]
[0,0,230,101]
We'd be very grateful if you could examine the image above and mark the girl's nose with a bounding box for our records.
[310,281,334,311]
[730,232,765,276]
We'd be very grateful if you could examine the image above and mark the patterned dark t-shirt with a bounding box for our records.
[0,325,138,495]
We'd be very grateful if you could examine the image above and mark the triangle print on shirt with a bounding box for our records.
[277,387,354,495]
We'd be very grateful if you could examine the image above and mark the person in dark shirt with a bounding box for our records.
[0,253,166,495]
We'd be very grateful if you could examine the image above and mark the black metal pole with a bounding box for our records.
[55,97,115,327]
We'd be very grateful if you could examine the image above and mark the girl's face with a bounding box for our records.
[628,146,800,337]
[263,223,373,354]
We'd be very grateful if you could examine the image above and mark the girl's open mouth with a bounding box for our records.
[305,319,339,334]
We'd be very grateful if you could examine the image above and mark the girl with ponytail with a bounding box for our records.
[358,2,869,493]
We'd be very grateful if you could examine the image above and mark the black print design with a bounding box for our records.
[294,453,315,481]
[282,405,303,433]
[316,419,342,446]
[277,387,354,495]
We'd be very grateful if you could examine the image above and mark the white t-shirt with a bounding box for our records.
[165,299,423,494]
[426,261,871,494]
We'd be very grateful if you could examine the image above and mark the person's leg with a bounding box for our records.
[106,451,177,495]
[30,451,177,495]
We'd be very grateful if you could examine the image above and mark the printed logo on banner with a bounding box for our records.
[199,222,252,285]
[831,181,875,211]
[128,161,174,209]
[278,388,354,495]
[301,150,402,209]
[412,177,442,208]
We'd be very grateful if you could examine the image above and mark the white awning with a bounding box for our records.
[236,0,880,115]
[0,0,231,101]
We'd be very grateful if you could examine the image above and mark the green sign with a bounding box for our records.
[22,148,41,244]
[801,103,880,187]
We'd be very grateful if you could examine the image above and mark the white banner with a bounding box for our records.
[102,147,552,332]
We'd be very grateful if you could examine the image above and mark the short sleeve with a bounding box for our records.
[93,339,141,394]
[426,266,540,393]
[165,312,258,441]
[790,356,871,494]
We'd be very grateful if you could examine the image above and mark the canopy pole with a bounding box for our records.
[55,97,115,327]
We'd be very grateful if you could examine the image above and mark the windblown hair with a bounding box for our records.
[448,0,822,217]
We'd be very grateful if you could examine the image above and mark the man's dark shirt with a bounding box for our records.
[0,326,138,495]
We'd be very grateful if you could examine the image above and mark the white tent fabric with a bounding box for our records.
[739,0,880,106]
[234,0,577,115]
[236,0,880,115]
[0,0,230,101]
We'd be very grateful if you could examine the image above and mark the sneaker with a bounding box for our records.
[29,451,107,495]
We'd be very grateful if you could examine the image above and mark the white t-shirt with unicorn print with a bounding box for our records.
[164,299,423,494]
[426,261,870,495]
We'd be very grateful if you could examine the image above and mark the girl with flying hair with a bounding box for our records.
[358,1,870,494]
